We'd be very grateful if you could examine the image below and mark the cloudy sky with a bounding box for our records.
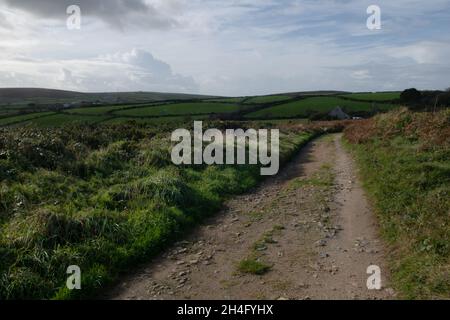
[0,0,449,96]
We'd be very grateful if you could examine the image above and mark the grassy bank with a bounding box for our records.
[344,108,450,299]
[0,120,343,299]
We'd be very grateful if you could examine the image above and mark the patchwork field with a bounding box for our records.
[64,105,145,115]
[245,96,395,119]
[102,115,208,125]
[340,92,401,101]
[244,95,293,104]
[0,91,402,127]
[0,112,56,126]
[113,102,241,117]
[207,97,246,103]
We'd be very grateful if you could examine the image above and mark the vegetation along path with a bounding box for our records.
[107,134,396,300]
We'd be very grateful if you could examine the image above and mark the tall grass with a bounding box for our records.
[344,108,450,299]
[0,120,334,299]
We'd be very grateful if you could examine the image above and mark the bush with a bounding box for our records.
[400,88,422,105]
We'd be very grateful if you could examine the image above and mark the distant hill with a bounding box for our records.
[0,88,85,100]
[286,90,349,96]
[0,88,218,107]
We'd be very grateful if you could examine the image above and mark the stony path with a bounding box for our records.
[107,134,395,300]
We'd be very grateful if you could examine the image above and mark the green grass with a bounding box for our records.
[0,112,55,126]
[114,102,241,117]
[101,115,208,125]
[20,114,209,127]
[245,96,395,119]
[244,95,292,104]
[237,258,271,275]
[65,105,143,115]
[206,97,245,103]
[344,109,450,299]
[0,120,323,299]
[0,110,20,117]
[340,92,401,101]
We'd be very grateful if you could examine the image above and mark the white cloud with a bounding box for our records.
[351,70,371,80]
[0,49,198,93]
[387,42,450,65]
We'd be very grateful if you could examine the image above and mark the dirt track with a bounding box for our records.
[107,134,395,300]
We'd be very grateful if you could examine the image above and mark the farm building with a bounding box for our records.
[328,106,350,120]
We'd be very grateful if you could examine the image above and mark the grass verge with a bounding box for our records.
[344,108,450,299]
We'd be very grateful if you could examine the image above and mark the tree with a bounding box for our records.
[400,88,422,104]
[441,90,450,106]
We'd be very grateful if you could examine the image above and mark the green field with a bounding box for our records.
[207,97,245,103]
[65,105,144,115]
[340,92,401,101]
[245,96,395,119]
[0,110,19,117]
[114,102,242,117]
[0,112,56,126]
[102,115,208,125]
[0,102,242,127]
[244,95,292,104]
[0,91,405,127]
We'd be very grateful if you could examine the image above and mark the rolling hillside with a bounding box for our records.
[0,88,217,109]
[0,89,401,127]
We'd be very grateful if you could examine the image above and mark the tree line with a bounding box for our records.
[400,88,450,111]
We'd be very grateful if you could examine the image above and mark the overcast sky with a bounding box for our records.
[0,0,449,96]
